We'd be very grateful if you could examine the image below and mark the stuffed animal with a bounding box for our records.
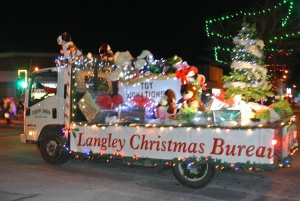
[178,83,205,111]
[137,50,154,63]
[57,32,83,62]
[157,89,176,114]
[99,43,114,63]
[106,51,133,81]
[156,89,177,118]
[114,51,133,68]
[132,50,153,70]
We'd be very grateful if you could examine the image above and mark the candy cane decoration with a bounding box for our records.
[57,32,83,128]
[64,50,83,128]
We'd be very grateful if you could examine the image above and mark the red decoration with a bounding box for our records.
[175,66,198,84]
[96,94,124,109]
[214,90,234,105]
[197,74,206,91]
[129,95,154,107]
[96,94,112,109]
[111,94,124,109]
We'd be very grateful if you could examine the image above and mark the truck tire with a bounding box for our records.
[40,131,70,165]
[172,162,216,189]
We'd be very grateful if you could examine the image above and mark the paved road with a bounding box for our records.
[0,116,299,201]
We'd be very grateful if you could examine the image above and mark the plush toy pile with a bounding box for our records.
[57,32,294,127]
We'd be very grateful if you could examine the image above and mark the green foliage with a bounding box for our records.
[224,83,273,102]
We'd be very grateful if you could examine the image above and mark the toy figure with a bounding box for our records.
[177,83,205,111]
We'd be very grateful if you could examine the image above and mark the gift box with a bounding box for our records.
[77,91,101,123]
[213,110,241,127]
[269,100,293,118]
[169,114,190,122]
[156,106,177,119]
[253,109,270,121]
[178,108,197,121]
[146,106,156,119]
[120,105,146,123]
[89,110,118,124]
[193,111,213,124]
[202,96,230,110]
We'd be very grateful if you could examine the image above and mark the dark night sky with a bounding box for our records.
[0,0,252,65]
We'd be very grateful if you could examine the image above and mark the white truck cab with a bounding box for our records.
[20,67,65,143]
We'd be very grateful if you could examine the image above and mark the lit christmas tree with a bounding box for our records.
[223,22,274,103]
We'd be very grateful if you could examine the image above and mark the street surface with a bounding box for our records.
[0,115,300,201]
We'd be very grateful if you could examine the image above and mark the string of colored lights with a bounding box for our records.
[205,0,294,39]
[60,119,298,172]
[205,0,296,64]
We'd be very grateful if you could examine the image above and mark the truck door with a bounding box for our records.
[24,71,59,141]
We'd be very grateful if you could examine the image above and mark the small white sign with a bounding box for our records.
[118,78,182,103]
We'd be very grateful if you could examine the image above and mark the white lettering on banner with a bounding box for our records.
[70,126,275,164]
[118,79,182,102]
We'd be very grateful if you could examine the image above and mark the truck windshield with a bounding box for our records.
[28,72,58,107]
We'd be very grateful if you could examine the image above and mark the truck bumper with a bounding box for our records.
[20,134,26,144]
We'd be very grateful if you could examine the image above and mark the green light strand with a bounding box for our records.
[205,0,296,64]
[205,0,294,39]
[214,46,228,64]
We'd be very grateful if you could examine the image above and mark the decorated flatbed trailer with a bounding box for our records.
[20,31,298,189]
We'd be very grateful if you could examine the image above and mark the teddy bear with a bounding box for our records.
[57,32,83,62]
[178,83,205,111]
[99,43,114,63]
[156,89,177,118]
[106,51,134,81]
[132,50,154,71]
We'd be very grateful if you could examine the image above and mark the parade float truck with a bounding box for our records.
[20,32,298,189]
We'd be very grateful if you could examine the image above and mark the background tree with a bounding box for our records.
[202,0,300,95]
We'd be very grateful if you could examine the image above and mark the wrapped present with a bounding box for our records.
[169,114,189,122]
[253,109,270,121]
[269,100,293,118]
[90,110,118,124]
[193,111,213,125]
[178,108,197,121]
[120,105,146,123]
[77,91,101,123]
[213,110,241,127]
[202,96,230,110]
[86,91,119,123]
[156,106,177,119]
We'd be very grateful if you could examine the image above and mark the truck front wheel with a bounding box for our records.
[40,131,69,165]
[172,162,216,189]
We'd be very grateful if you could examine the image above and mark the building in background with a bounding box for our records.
[0,52,60,97]
[197,64,226,89]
